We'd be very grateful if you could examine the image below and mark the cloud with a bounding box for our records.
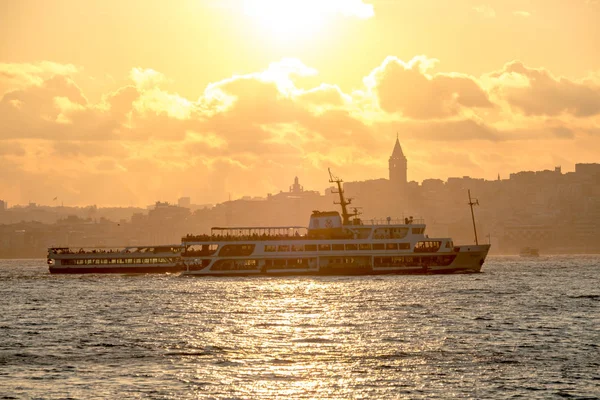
[295,84,347,106]
[473,5,496,18]
[488,61,600,117]
[1,57,598,206]
[130,68,165,90]
[365,56,493,119]
[0,62,79,91]
[513,11,531,17]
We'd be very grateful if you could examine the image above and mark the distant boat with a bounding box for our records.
[47,245,186,274]
[519,247,540,257]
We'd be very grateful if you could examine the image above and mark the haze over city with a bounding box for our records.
[1,0,599,207]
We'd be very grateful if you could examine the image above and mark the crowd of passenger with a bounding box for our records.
[50,248,129,255]
[182,230,411,242]
[49,247,178,255]
[183,232,309,242]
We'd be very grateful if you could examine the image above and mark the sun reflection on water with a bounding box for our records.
[171,276,455,397]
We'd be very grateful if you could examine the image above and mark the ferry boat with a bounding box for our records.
[181,170,490,277]
[47,245,185,274]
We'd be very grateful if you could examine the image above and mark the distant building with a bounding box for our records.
[389,136,407,187]
[268,176,320,200]
[422,179,445,191]
[575,163,600,180]
[345,136,410,203]
[178,197,191,208]
[290,176,303,193]
[0,200,6,211]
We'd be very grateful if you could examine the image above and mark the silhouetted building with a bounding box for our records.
[0,200,6,211]
[290,176,303,193]
[268,176,320,200]
[575,163,600,180]
[389,136,407,187]
[178,197,191,208]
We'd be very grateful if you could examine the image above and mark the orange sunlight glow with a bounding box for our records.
[242,0,374,43]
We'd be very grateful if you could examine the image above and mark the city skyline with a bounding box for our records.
[1,0,600,207]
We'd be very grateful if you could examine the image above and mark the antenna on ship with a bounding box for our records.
[468,189,480,245]
[328,168,356,225]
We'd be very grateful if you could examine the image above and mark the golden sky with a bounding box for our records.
[1,0,599,206]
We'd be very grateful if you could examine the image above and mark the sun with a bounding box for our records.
[242,0,330,43]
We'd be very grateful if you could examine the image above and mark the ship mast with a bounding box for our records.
[328,168,355,225]
[468,189,479,245]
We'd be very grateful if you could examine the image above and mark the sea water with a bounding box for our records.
[1,256,599,399]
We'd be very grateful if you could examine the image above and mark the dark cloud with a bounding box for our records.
[491,61,600,117]
[369,56,493,119]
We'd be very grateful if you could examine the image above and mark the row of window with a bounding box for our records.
[219,244,256,257]
[205,255,457,271]
[61,258,175,265]
[374,255,456,267]
[264,242,412,252]
[211,258,315,271]
[212,259,258,271]
[373,227,409,239]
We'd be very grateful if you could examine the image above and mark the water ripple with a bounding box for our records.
[0,256,599,399]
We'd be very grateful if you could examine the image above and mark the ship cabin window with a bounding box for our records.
[184,244,217,256]
[414,241,442,253]
[345,244,358,251]
[386,243,398,250]
[412,227,425,234]
[265,245,276,252]
[354,229,371,239]
[319,244,331,251]
[373,243,385,250]
[332,244,345,251]
[390,228,409,239]
[305,244,317,251]
[373,228,389,239]
[244,260,257,267]
[278,245,290,252]
[291,244,304,252]
[265,258,310,269]
[398,243,410,250]
[445,241,453,248]
[359,243,371,250]
[331,258,354,264]
[218,244,256,257]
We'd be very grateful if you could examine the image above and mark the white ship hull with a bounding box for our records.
[181,241,490,277]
